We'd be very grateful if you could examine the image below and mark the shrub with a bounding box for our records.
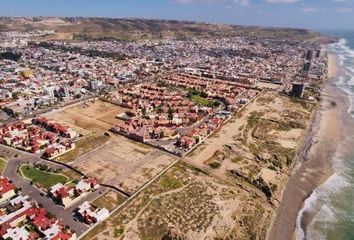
[208,162,221,169]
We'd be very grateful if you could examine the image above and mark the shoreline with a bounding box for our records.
[268,50,346,240]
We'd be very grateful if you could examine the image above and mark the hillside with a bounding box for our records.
[0,17,336,42]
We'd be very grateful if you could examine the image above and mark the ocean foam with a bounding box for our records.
[333,40,354,117]
[306,204,336,240]
[296,191,318,240]
[296,36,354,240]
[295,174,350,240]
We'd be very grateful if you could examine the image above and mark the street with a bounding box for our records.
[0,145,104,236]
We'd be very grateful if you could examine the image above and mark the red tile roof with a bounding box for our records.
[0,176,15,196]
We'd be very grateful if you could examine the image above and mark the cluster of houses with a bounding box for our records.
[106,81,242,155]
[175,110,232,151]
[0,34,143,119]
[0,117,77,159]
[163,73,260,109]
[108,83,214,142]
[48,37,308,87]
[0,176,16,204]
[49,177,100,208]
[76,201,109,226]
[0,27,321,123]
[0,176,77,240]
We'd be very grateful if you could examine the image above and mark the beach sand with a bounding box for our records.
[268,53,346,240]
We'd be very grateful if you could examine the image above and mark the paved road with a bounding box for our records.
[0,145,97,235]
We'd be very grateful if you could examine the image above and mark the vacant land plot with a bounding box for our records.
[45,100,129,163]
[71,135,176,194]
[47,100,127,135]
[0,145,19,159]
[56,134,110,163]
[185,91,313,202]
[93,190,127,211]
[62,169,83,181]
[83,163,272,240]
[0,157,6,173]
[81,91,315,240]
[19,164,69,190]
[44,100,178,196]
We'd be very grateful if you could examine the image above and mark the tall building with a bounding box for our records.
[89,80,102,91]
[44,86,56,98]
[301,62,311,78]
[291,83,305,98]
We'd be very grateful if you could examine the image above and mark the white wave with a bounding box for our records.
[331,38,354,67]
[338,54,345,66]
[296,191,318,240]
[338,41,354,59]
[338,73,354,116]
[297,36,354,240]
[295,174,350,240]
[347,66,354,75]
[306,204,336,240]
[337,75,345,85]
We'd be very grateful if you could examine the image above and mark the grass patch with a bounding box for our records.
[62,169,83,181]
[187,90,220,108]
[290,97,314,111]
[0,157,6,173]
[93,191,127,211]
[20,165,68,190]
[247,111,263,129]
[56,134,110,163]
[191,94,212,106]
[81,222,108,240]
[159,175,183,191]
[132,148,150,155]
[208,161,221,169]
[231,155,243,164]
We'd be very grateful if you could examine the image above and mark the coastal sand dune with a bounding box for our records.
[268,53,344,240]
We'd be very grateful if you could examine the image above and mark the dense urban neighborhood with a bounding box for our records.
[0,17,331,240]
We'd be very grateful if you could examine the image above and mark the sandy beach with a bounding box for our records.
[268,52,347,240]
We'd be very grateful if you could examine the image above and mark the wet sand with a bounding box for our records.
[268,53,346,240]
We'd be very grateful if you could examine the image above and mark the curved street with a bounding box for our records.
[0,145,105,236]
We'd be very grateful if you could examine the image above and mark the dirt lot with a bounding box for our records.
[93,190,127,211]
[83,162,272,240]
[45,99,177,195]
[185,91,314,202]
[80,91,316,240]
[45,100,129,163]
[46,100,126,135]
[70,135,177,194]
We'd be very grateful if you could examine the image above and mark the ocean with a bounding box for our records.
[296,31,354,240]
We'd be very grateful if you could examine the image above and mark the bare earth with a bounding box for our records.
[46,100,177,193]
[84,83,316,239]
[71,135,176,194]
[83,163,272,240]
[185,90,312,204]
[269,53,347,240]
[46,100,126,135]
[45,70,327,240]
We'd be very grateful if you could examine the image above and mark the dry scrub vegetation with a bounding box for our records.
[83,91,316,240]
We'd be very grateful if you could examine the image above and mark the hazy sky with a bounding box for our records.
[0,0,353,30]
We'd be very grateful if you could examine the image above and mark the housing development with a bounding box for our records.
[0,17,333,240]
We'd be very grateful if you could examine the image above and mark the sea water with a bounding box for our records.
[296,31,354,240]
